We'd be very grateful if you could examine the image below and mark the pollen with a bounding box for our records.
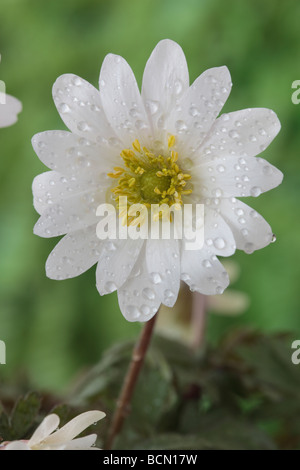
[108,135,193,224]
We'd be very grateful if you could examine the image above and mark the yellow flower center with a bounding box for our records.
[107,136,192,224]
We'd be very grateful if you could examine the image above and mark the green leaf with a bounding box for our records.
[9,392,41,440]
[0,402,10,442]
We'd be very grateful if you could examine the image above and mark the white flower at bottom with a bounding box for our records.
[0,55,22,128]
[2,410,105,450]
[32,39,283,322]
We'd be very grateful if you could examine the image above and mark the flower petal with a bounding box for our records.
[96,238,144,295]
[211,198,273,253]
[32,131,120,178]
[181,248,229,295]
[52,74,117,144]
[43,411,105,446]
[63,434,98,450]
[145,238,180,308]
[99,54,152,147]
[203,207,236,256]
[142,39,189,138]
[32,171,101,216]
[0,93,22,127]
[199,108,281,158]
[194,154,283,198]
[4,441,30,450]
[166,66,232,155]
[28,414,60,447]
[117,246,161,322]
[33,188,103,238]
[46,225,102,279]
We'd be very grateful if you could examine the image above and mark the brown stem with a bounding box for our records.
[104,312,158,450]
[191,292,207,350]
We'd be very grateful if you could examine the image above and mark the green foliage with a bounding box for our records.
[69,331,300,449]
[1,330,300,449]
[0,392,41,441]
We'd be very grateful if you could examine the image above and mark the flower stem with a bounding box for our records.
[104,312,158,450]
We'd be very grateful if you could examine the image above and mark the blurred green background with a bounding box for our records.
[0,0,299,391]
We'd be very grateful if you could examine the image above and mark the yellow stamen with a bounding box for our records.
[132,139,141,152]
[168,135,176,148]
[107,135,193,225]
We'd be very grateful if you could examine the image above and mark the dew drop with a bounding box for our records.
[229,130,239,139]
[175,120,187,132]
[263,165,273,176]
[174,79,183,95]
[135,120,147,130]
[216,164,225,173]
[202,259,212,268]
[150,272,162,284]
[141,305,151,315]
[145,100,159,115]
[105,281,117,293]
[164,289,175,304]
[142,287,155,300]
[77,121,89,132]
[57,103,70,114]
[244,242,254,254]
[189,106,199,117]
[250,186,262,197]
[126,305,140,319]
[72,76,82,86]
[107,241,117,251]
[214,237,226,249]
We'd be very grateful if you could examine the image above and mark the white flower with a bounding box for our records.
[2,410,105,450]
[32,39,283,322]
[0,54,22,128]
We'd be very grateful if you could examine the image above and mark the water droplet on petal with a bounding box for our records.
[202,259,212,268]
[141,304,151,315]
[244,242,254,254]
[175,120,187,132]
[214,237,226,249]
[57,103,70,114]
[174,79,183,95]
[77,121,89,132]
[107,241,117,251]
[150,272,162,284]
[126,305,140,319]
[250,186,262,197]
[145,100,159,115]
[72,76,82,86]
[229,130,239,139]
[142,288,155,300]
[217,164,225,173]
[105,281,117,293]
